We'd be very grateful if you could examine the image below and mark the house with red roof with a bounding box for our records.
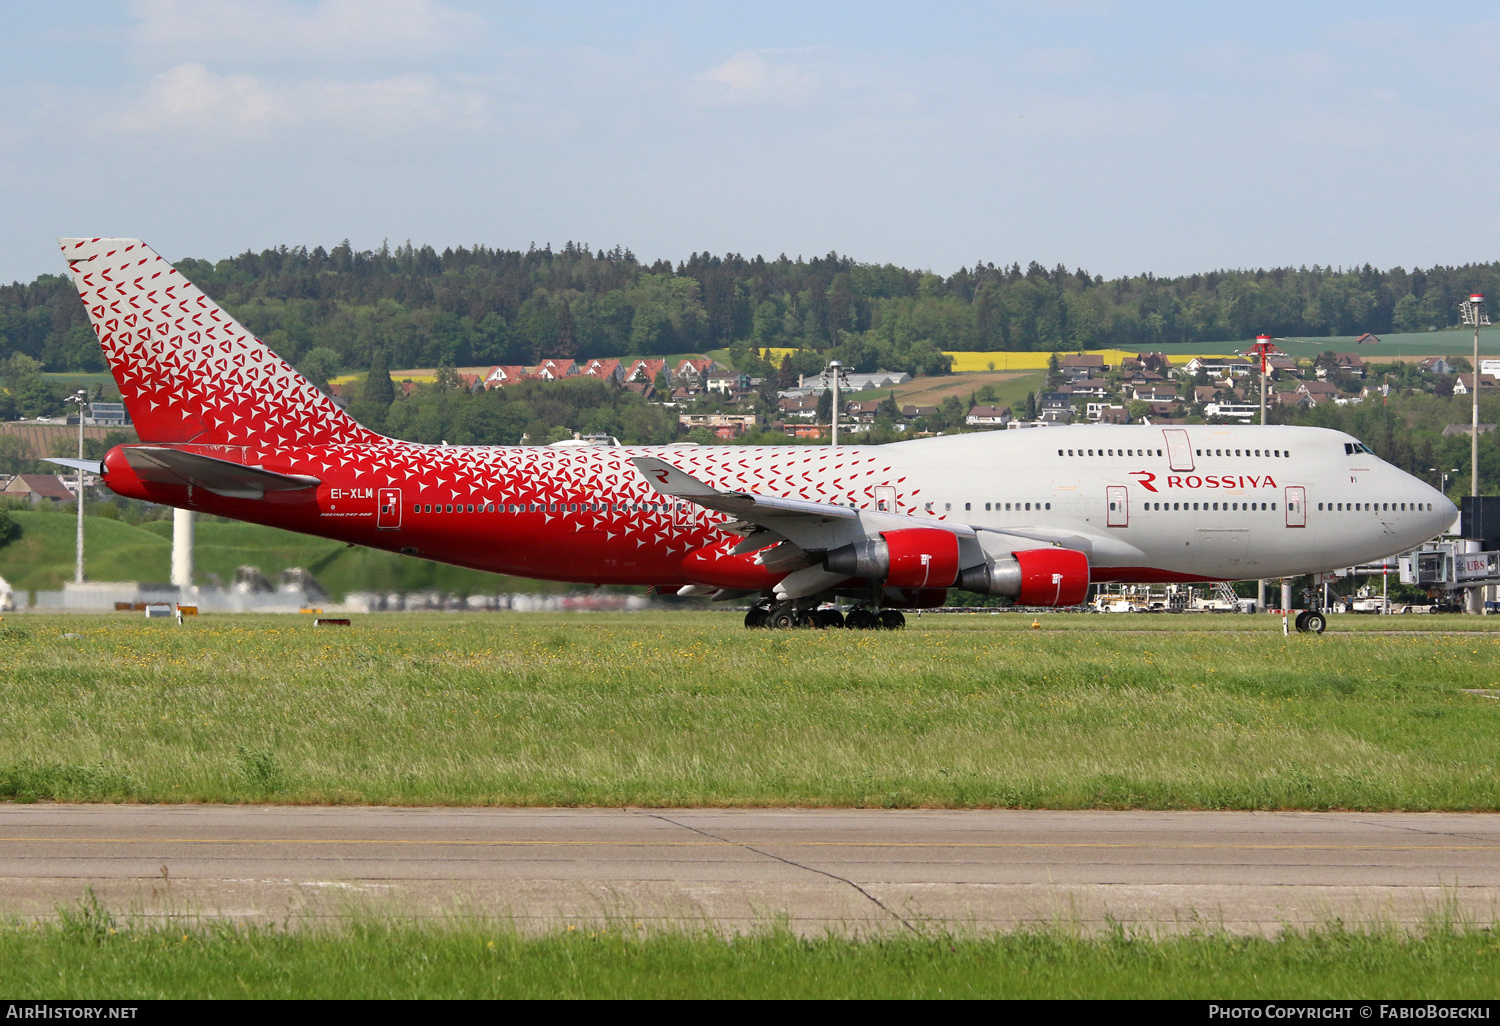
[625,359,667,384]
[579,358,624,385]
[484,365,530,388]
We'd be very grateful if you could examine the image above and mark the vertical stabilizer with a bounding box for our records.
[58,238,384,448]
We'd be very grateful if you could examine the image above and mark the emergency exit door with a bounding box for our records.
[377,488,402,529]
[875,486,896,513]
[1284,486,1306,527]
[1106,485,1128,527]
[1163,429,1194,472]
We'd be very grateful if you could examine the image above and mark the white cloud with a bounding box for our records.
[112,62,484,136]
[699,51,820,105]
[130,0,478,62]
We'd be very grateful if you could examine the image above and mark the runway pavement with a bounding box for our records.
[2,805,1497,935]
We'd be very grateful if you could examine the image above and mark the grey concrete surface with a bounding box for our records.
[2,806,1497,935]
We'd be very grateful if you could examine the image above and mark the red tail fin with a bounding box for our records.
[59,237,384,448]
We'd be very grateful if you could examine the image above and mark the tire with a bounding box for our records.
[1303,611,1326,634]
[744,608,768,629]
[818,609,846,628]
[1294,610,1310,633]
[795,611,822,629]
[845,609,878,630]
[766,609,798,630]
[877,609,906,630]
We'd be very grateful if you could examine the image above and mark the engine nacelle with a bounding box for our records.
[956,547,1090,606]
[825,528,960,589]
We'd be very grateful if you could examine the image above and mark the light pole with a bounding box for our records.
[1459,294,1489,497]
[1429,466,1461,498]
[63,390,88,584]
[827,360,843,447]
[1244,335,1280,614]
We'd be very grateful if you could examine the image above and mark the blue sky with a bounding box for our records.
[3,1,1498,284]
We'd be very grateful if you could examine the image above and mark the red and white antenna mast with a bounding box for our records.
[1245,334,1282,426]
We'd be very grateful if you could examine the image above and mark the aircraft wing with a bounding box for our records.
[632,456,858,523]
[631,454,979,562]
[122,447,322,500]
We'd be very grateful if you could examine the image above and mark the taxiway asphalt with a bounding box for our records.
[3,806,1496,935]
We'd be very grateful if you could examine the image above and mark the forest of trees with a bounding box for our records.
[5,239,1500,379]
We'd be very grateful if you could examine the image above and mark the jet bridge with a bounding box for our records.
[1401,497,1500,592]
[1398,544,1500,591]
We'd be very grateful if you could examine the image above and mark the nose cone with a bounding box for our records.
[1420,480,1459,540]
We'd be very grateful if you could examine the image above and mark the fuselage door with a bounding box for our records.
[377,487,402,529]
[1285,486,1306,527]
[875,485,896,513]
[1106,485,1128,527]
[1163,429,1194,472]
[674,499,697,526]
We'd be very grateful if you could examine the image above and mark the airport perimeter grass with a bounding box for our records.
[1,611,1498,809]
[5,911,1498,999]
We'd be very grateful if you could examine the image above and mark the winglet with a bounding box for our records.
[631,457,717,496]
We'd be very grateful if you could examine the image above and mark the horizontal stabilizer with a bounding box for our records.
[41,457,104,475]
[122,447,321,500]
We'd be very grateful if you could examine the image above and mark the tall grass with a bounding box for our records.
[0,612,1497,809]
[3,906,1497,999]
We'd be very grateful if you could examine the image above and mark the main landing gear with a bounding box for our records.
[1293,610,1327,634]
[744,603,905,630]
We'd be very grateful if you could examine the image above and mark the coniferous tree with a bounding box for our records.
[365,349,395,405]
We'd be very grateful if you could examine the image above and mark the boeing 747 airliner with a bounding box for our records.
[50,238,1455,629]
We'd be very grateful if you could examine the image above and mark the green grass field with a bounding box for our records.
[5,908,1496,999]
[2,611,1497,809]
[0,510,558,596]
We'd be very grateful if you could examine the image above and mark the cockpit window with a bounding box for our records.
[1344,441,1375,456]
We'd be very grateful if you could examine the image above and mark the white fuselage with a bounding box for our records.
[735,423,1454,582]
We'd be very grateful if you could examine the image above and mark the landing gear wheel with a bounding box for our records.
[845,609,879,630]
[877,609,906,631]
[744,608,769,629]
[817,609,846,628]
[766,608,799,630]
[794,610,822,629]
[1298,611,1326,634]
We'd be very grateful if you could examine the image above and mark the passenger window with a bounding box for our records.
[412,504,418,513]
[985,502,991,511]
[1025,502,1031,511]
[1045,502,1051,510]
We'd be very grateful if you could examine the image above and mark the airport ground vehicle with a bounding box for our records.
[51,238,1456,629]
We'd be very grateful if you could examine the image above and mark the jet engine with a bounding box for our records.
[957,547,1090,606]
[824,528,960,589]
[826,531,1089,607]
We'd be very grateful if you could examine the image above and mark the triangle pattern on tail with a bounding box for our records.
[59,237,386,449]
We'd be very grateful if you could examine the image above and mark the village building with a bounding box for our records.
[965,405,1012,427]
[1452,373,1500,395]
[678,412,759,438]
[2,474,75,504]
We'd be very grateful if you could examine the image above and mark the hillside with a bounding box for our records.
[0,511,559,598]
